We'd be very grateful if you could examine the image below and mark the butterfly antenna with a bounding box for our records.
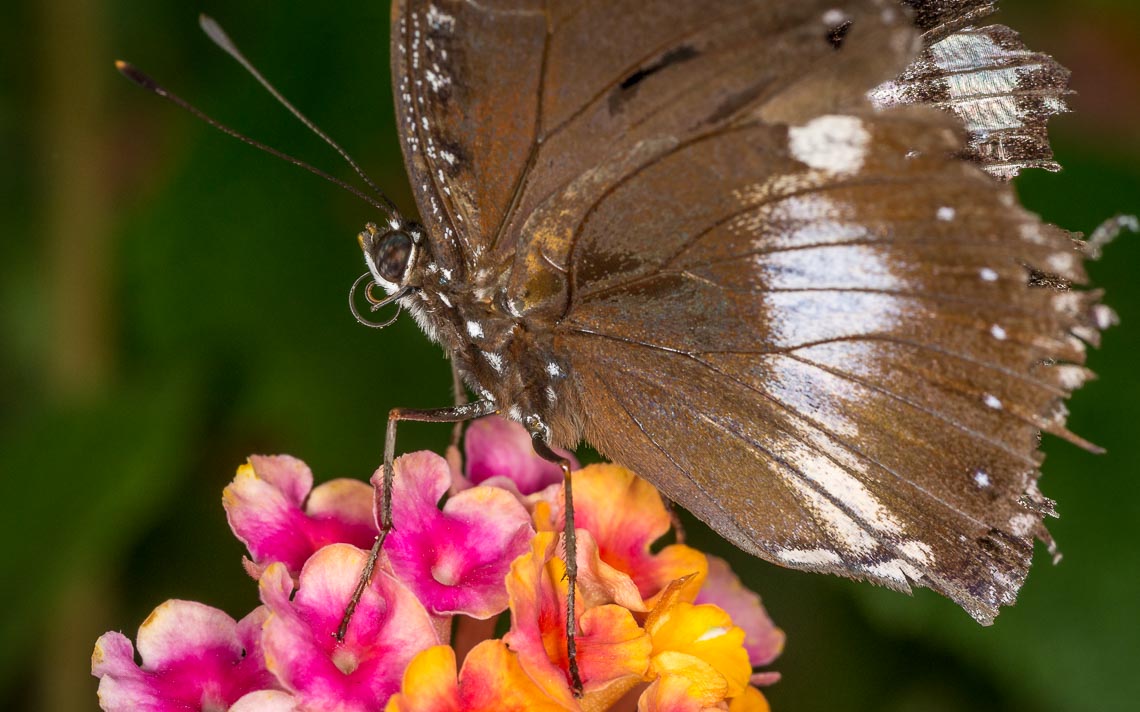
[114,60,394,217]
[199,15,402,220]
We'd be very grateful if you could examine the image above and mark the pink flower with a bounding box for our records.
[460,416,578,496]
[374,450,534,619]
[92,601,280,712]
[259,544,439,711]
[96,441,784,712]
[224,455,376,579]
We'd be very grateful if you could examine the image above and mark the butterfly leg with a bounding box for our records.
[448,359,469,450]
[530,434,584,697]
[336,399,497,641]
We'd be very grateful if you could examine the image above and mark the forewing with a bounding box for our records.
[390,0,547,273]
[874,1,1072,178]
[391,0,917,291]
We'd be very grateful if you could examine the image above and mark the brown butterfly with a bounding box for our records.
[119,0,1111,678]
[366,0,1109,629]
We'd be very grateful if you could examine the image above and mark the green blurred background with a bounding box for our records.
[3,1,1138,710]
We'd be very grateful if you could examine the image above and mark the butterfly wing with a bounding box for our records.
[539,3,1100,623]
[875,1,1072,178]
[391,0,910,277]
[555,105,1104,622]
[390,0,548,274]
[390,0,1105,622]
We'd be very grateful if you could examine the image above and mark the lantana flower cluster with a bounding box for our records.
[93,416,784,711]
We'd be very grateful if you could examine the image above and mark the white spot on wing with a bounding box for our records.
[776,548,843,567]
[822,9,849,26]
[864,560,908,585]
[983,393,1003,410]
[1009,513,1036,537]
[425,68,450,92]
[465,321,484,339]
[792,449,901,535]
[937,206,956,221]
[974,469,992,488]
[1092,304,1118,330]
[990,324,1007,340]
[788,115,870,174]
[897,540,934,565]
[1046,252,1076,274]
[928,33,1031,131]
[759,242,910,293]
[425,4,455,32]
[1053,365,1088,390]
[979,267,999,282]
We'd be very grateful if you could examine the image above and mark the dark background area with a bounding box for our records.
[3,1,1138,710]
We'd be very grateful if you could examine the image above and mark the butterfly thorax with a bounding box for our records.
[404,253,583,447]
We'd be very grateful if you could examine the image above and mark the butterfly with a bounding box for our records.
[362,0,1109,628]
[118,0,1108,639]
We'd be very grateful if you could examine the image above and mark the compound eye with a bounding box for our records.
[371,230,414,284]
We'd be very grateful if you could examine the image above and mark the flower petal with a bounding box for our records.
[458,640,571,712]
[224,455,376,578]
[375,450,534,618]
[92,601,276,712]
[230,690,301,712]
[504,532,651,707]
[260,544,439,712]
[695,557,784,669]
[387,641,572,712]
[728,687,771,712]
[546,465,707,606]
[464,417,577,495]
[646,599,750,699]
[637,660,727,712]
[385,645,461,712]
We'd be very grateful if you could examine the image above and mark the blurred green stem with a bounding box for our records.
[39,0,114,709]
[43,0,113,401]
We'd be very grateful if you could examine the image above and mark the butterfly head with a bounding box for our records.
[358,221,426,294]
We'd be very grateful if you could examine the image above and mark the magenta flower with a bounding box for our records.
[96,429,781,712]
[224,455,377,579]
[373,450,534,619]
[92,601,279,712]
[459,416,578,496]
[259,543,439,712]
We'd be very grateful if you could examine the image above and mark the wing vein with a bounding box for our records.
[686,395,940,578]
[569,327,1071,402]
[485,1,553,257]
[592,369,753,544]
[685,355,996,528]
[768,350,1045,463]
